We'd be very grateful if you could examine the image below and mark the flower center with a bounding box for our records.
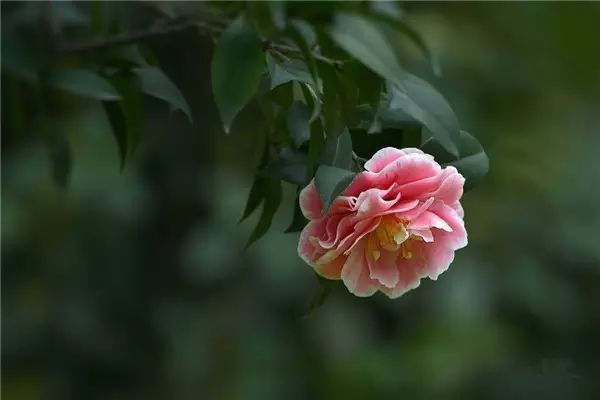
[367,215,414,261]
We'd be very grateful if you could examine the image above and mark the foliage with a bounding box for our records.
[1,1,488,246]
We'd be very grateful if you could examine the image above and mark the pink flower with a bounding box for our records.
[298,147,468,298]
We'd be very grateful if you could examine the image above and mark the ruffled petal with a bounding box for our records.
[368,249,399,288]
[341,241,378,297]
[299,181,323,220]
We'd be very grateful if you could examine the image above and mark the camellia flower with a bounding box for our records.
[298,147,468,298]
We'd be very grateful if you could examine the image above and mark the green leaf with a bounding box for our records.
[108,73,143,157]
[211,15,264,133]
[266,54,313,90]
[285,190,308,233]
[240,137,272,222]
[264,148,308,185]
[287,101,312,147]
[246,178,282,248]
[448,131,489,191]
[319,129,353,170]
[369,7,441,76]
[103,101,128,170]
[329,12,406,89]
[50,69,120,101]
[315,165,356,212]
[421,130,489,191]
[306,119,325,179]
[133,67,192,122]
[387,73,460,156]
[303,276,334,317]
[287,19,319,86]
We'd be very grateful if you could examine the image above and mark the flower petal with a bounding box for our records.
[368,249,399,288]
[299,181,323,220]
[341,241,378,297]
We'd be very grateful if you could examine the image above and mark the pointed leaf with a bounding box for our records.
[285,190,308,233]
[212,15,264,133]
[266,54,313,90]
[315,165,356,212]
[319,129,353,170]
[133,67,192,122]
[388,73,460,156]
[246,178,282,248]
[103,102,127,170]
[50,69,120,101]
[329,12,407,89]
[287,101,312,147]
[264,148,308,185]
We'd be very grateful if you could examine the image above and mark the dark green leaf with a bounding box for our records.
[303,276,334,317]
[264,148,308,185]
[387,73,460,156]
[422,130,489,191]
[287,19,319,86]
[306,119,325,179]
[329,12,406,89]
[369,7,441,76]
[448,131,489,191]
[103,102,127,170]
[240,137,272,222]
[108,73,143,157]
[289,19,317,48]
[133,67,192,122]
[315,165,356,212]
[285,190,308,233]
[319,129,353,170]
[212,15,264,133]
[246,178,282,248]
[287,101,312,148]
[50,69,120,101]
[266,54,313,90]
[269,2,287,30]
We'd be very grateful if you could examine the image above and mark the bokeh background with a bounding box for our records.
[2,2,600,399]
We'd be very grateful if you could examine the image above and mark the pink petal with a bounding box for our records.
[297,220,326,265]
[340,241,378,297]
[409,210,453,232]
[299,181,323,220]
[368,249,399,288]
[315,254,346,279]
[364,147,406,173]
[381,257,421,298]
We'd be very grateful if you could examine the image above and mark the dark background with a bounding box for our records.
[2,2,600,399]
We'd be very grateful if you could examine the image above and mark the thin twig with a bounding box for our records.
[59,17,345,69]
[59,20,221,53]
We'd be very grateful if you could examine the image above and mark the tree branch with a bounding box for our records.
[59,20,222,53]
[58,17,345,68]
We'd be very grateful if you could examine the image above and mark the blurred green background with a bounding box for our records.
[2,2,600,399]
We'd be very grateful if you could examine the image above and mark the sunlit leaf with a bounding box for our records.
[133,67,192,122]
[212,15,264,133]
[50,69,120,101]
